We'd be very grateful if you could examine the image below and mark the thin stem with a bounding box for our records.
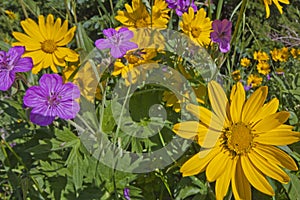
[231,0,248,46]
[18,0,28,18]
[64,0,73,24]
[216,0,224,20]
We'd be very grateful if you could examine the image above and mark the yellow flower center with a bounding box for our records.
[225,122,253,155]
[136,18,148,27]
[41,40,57,53]
[191,27,201,38]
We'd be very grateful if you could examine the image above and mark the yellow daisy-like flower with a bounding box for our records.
[253,51,269,62]
[12,14,79,74]
[173,81,300,199]
[247,74,263,88]
[5,10,17,20]
[112,48,158,85]
[240,58,251,68]
[270,47,289,62]
[256,61,271,75]
[231,70,241,81]
[263,0,290,18]
[115,0,169,29]
[180,7,212,46]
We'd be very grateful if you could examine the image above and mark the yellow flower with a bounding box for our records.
[263,0,290,18]
[173,81,300,199]
[112,48,158,85]
[163,84,206,113]
[180,7,212,46]
[247,74,263,88]
[270,47,289,62]
[290,48,298,58]
[12,14,79,74]
[5,10,17,20]
[240,58,251,68]
[231,70,241,81]
[256,61,271,75]
[115,0,169,29]
[253,51,269,62]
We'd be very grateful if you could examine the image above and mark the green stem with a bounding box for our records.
[18,0,28,18]
[231,0,248,46]
[216,0,224,20]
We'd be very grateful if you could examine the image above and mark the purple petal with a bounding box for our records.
[30,113,55,126]
[119,29,134,41]
[23,86,46,108]
[95,39,113,50]
[56,101,80,119]
[123,188,130,200]
[219,41,230,53]
[39,74,63,95]
[120,41,138,51]
[59,82,81,100]
[103,28,117,38]
[118,27,129,33]
[0,71,15,91]
[110,47,124,58]
[8,46,25,62]
[13,57,33,72]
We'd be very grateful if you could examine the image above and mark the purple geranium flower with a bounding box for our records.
[123,188,130,200]
[0,46,33,91]
[95,27,138,59]
[166,0,197,16]
[23,74,80,126]
[210,19,232,53]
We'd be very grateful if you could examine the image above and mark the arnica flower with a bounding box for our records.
[5,10,17,20]
[166,0,197,16]
[180,7,212,46]
[240,58,251,68]
[115,0,169,29]
[253,51,269,61]
[263,0,290,18]
[210,19,232,53]
[256,61,271,75]
[12,14,79,74]
[95,27,138,59]
[23,74,80,126]
[247,74,263,88]
[290,48,300,59]
[0,46,33,91]
[231,69,241,81]
[270,47,289,62]
[173,80,300,200]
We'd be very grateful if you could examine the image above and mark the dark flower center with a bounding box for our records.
[0,55,12,72]
[41,40,57,54]
[47,92,62,108]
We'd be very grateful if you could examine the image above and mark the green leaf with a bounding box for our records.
[75,22,94,58]
[282,171,300,200]
[23,0,40,17]
[0,41,10,51]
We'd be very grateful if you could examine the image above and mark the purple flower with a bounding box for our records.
[210,19,232,53]
[166,0,197,16]
[0,46,33,91]
[23,74,80,126]
[123,188,130,200]
[95,27,138,59]
[244,84,252,91]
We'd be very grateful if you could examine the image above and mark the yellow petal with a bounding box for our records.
[20,18,44,42]
[54,20,69,42]
[198,129,221,148]
[264,0,271,18]
[52,53,66,67]
[12,32,41,51]
[56,26,76,46]
[31,61,44,74]
[251,98,279,124]
[208,81,229,124]
[252,111,290,133]
[186,104,224,131]
[230,82,245,123]
[173,121,203,139]
[232,159,251,200]
[248,151,290,184]
[38,15,47,39]
[215,157,236,200]
[206,151,231,182]
[241,155,275,196]
[254,144,298,171]
[255,129,300,145]
[46,14,55,39]
[23,50,46,65]
[242,86,268,124]
[180,148,219,177]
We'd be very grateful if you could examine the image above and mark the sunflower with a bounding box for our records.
[263,0,290,18]
[173,81,300,199]
[12,14,79,74]
[180,7,212,46]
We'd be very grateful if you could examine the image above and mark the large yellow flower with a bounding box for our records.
[12,14,79,74]
[263,0,290,18]
[173,81,300,200]
[180,7,212,46]
[115,0,169,29]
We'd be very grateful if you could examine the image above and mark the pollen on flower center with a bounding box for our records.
[191,27,201,38]
[41,40,57,53]
[225,122,253,154]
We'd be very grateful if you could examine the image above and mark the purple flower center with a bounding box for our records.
[47,92,62,108]
[0,53,13,72]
